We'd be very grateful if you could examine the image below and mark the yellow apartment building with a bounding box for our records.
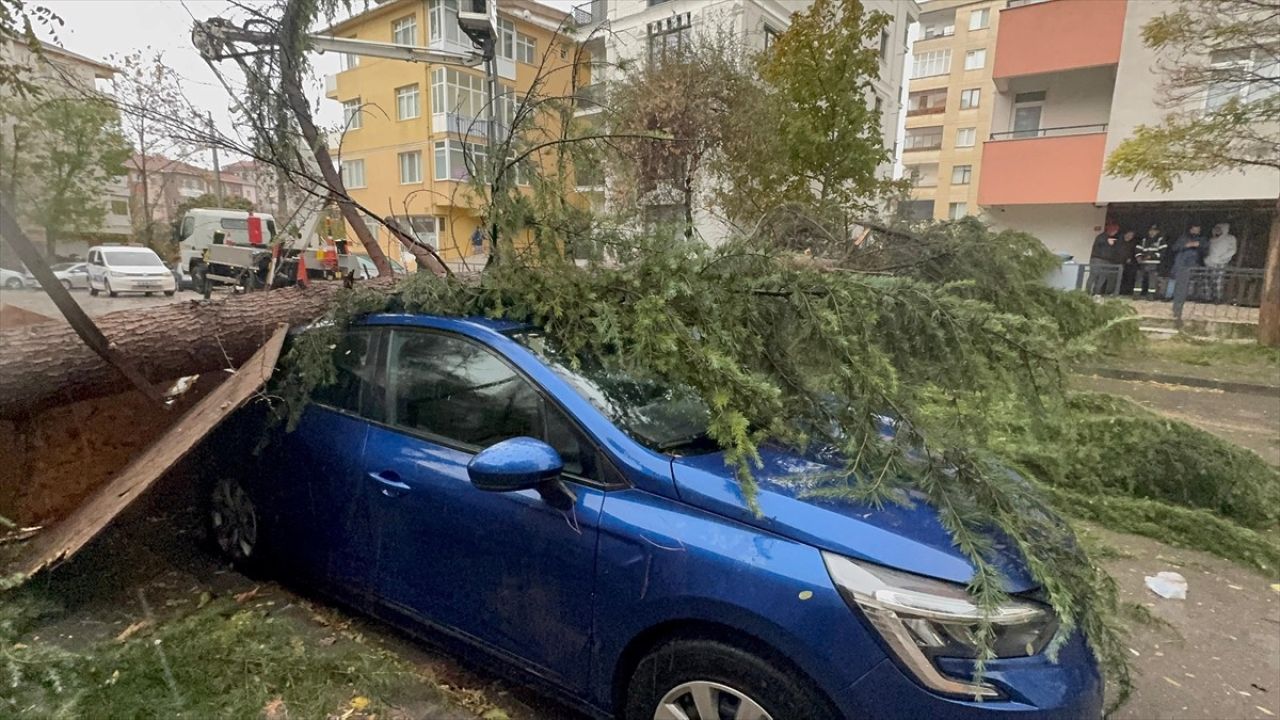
[323,0,583,265]
[902,0,1003,222]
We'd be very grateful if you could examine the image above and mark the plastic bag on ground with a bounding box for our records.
[1144,571,1188,600]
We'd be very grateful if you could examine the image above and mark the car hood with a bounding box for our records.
[105,264,169,273]
[671,446,1038,593]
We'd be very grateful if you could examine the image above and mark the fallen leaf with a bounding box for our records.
[1258,707,1275,717]
[115,620,151,642]
[1163,676,1183,688]
[350,697,370,711]
[263,697,288,720]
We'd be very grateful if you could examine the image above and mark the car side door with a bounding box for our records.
[264,327,385,595]
[362,327,606,693]
[86,250,103,287]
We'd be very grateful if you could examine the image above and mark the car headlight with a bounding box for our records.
[109,271,126,278]
[822,551,1058,699]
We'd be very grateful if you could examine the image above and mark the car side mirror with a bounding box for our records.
[468,437,564,493]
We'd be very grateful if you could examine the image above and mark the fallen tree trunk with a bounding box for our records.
[0,282,352,420]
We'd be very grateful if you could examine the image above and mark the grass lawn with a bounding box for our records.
[1094,335,1280,386]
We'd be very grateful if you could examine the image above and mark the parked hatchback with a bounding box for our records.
[214,314,1102,720]
[87,245,176,297]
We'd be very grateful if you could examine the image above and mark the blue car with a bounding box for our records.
[210,314,1102,720]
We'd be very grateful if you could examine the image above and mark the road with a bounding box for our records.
[0,284,199,329]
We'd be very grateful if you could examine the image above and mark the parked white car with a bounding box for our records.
[1,267,26,290]
[86,245,176,297]
[22,262,91,290]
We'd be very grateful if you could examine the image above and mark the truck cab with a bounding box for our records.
[176,208,278,273]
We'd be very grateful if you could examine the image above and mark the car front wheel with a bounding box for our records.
[209,476,267,572]
[624,639,837,720]
[4,277,21,290]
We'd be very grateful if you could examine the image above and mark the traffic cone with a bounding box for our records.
[296,252,309,288]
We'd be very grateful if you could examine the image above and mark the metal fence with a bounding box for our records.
[1074,263,1265,326]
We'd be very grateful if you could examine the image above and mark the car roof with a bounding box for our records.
[90,245,160,254]
[361,313,531,335]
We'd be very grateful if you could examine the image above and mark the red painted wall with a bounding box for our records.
[978,132,1108,205]
[993,0,1126,79]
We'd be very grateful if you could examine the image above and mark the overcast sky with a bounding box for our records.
[35,0,573,167]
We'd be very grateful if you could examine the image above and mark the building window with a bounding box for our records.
[392,15,417,46]
[912,49,951,78]
[964,48,987,71]
[428,0,462,45]
[433,138,488,181]
[951,164,972,184]
[921,11,956,39]
[110,200,129,215]
[874,95,883,114]
[960,88,981,109]
[341,39,360,70]
[901,199,935,221]
[396,84,421,120]
[763,25,779,51]
[516,32,536,64]
[342,98,362,129]
[955,127,977,147]
[341,159,366,188]
[1204,47,1279,110]
[648,13,692,66]
[948,202,968,220]
[968,8,990,31]
[431,67,517,129]
[905,126,944,151]
[879,29,889,62]
[498,17,516,60]
[907,88,948,116]
[398,150,422,184]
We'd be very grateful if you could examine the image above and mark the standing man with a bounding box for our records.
[1204,222,1238,302]
[1166,222,1207,300]
[1135,224,1166,299]
[1089,222,1124,295]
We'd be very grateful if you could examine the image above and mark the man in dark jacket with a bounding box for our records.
[1166,223,1207,300]
[1088,223,1124,295]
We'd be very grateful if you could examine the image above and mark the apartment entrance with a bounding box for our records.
[1105,199,1274,269]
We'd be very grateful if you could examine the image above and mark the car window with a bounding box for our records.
[312,329,378,415]
[387,329,609,482]
[103,250,165,267]
[389,330,542,448]
[179,216,195,239]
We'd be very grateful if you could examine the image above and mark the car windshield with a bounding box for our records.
[104,250,164,267]
[513,332,714,454]
[50,263,77,272]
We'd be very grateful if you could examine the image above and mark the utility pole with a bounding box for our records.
[208,111,224,207]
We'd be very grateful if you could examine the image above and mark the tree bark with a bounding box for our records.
[0,281,357,420]
[1258,194,1280,347]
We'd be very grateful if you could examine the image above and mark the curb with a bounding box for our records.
[1080,366,1280,397]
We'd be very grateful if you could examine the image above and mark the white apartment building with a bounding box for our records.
[574,0,918,243]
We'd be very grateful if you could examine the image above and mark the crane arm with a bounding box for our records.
[192,17,484,67]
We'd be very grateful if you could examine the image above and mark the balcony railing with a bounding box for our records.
[990,123,1107,140]
[906,105,946,117]
[573,0,606,26]
[573,83,606,115]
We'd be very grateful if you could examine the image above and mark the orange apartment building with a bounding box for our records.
[974,0,1278,266]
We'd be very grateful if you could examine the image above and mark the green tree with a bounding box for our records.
[10,97,131,258]
[717,0,899,228]
[1104,0,1280,346]
[0,0,60,97]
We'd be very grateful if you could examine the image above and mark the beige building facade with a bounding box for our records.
[902,0,1003,222]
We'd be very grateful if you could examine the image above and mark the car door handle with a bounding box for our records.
[368,470,411,498]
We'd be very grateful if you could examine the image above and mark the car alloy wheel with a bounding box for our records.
[4,278,20,290]
[654,681,772,720]
[210,477,259,562]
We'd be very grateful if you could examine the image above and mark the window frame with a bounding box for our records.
[398,150,423,184]
[377,326,627,490]
[955,127,977,148]
[392,15,418,46]
[912,49,952,78]
[964,48,987,71]
[516,32,537,65]
[968,8,989,31]
[342,98,362,129]
[309,327,386,421]
[948,202,968,220]
[341,158,366,188]
[395,83,421,120]
[959,87,981,109]
[951,164,972,185]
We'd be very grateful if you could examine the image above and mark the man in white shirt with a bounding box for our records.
[1204,223,1237,301]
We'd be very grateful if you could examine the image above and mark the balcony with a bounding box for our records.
[324,73,338,100]
[978,125,1107,205]
[993,0,1125,80]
